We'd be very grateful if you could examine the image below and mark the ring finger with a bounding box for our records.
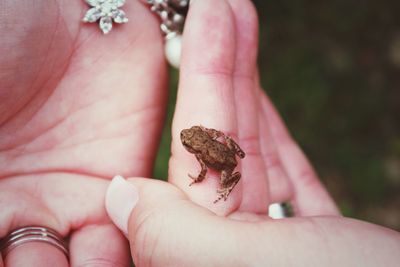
[258,89,294,204]
[4,242,68,267]
[226,0,270,214]
[260,91,340,216]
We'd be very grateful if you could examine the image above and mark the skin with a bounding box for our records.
[0,0,166,266]
[180,125,245,203]
[119,0,400,266]
[2,0,400,266]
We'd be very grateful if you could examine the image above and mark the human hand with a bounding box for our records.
[0,0,167,265]
[105,0,400,266]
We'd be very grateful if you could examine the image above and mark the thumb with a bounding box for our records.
[105,176,242,267]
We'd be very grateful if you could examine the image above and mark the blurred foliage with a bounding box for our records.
[153,69,178,181]
[154,0,400,230]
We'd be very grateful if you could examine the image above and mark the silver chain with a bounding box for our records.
[147,0,190,38]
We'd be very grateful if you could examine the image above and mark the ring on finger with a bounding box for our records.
[0,226,69,259]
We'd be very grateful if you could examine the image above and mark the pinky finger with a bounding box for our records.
[260,90,340,216]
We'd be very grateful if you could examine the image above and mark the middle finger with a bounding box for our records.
[227,0,270,214]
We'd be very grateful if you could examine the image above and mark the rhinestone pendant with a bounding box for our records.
[82,0,128,34]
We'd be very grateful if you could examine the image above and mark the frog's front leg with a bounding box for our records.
[188,154,208,186]
[214,170,241,203]
[225,137,245,159]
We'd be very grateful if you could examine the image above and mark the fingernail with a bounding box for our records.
[105,175,139,235]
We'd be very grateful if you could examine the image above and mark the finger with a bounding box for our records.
[0,174,109,236]
[260,92,340,216]
[258,100,294,204]
[170,0,239,214]
[4,242,68,267]
[69,224,130,267]
[106,176,242,267]
[226,0,269,213]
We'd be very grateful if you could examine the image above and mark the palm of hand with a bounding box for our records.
[0,0,166,264]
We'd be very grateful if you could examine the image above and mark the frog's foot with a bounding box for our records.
[214,188,230,203]
[214,194,224,204]
[214,180,240,203]
[214,189,230,203]
[188,174,202,186]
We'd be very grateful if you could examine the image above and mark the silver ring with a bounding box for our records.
[0,226,69,258]
[268,203,294,219]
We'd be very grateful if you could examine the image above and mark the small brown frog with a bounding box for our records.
[180,126,245,203]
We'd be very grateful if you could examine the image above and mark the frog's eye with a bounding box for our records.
[181,130,191,141]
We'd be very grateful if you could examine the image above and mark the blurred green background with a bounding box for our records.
[153,1,400,230]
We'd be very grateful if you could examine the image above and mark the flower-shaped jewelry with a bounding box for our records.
[82,0,128,34]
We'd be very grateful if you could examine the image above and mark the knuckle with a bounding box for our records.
[298,169,320,188]
[262,152,282,169]
[132,209,163,266]
[239,135,261,156]
[190,65,233,80]
[76,258,129,267]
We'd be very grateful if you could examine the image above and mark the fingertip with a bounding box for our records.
[107,176,192,234]
[105,176,139,235]
[182,0,236,74]
[227,0,259,76]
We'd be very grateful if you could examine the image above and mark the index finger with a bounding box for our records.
[169,0,239,215]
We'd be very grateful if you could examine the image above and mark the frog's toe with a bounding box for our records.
[188,175,200,186]
[213,194,223,204]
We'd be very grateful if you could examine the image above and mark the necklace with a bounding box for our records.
[147,0,190,68]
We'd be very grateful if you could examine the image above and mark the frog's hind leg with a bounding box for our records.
[200,126,245,159]
[189,154,207,186]
[200,126,224,140]
[214,171,241,203]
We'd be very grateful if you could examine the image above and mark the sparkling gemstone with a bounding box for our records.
[85,0,100,7]
[115,0,126,7]
[100,16,113,34]
[113,10,128,23]
[83,8,102,22]
[101,2,115,14]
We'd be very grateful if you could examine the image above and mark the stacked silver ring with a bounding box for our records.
[0,226,68,258]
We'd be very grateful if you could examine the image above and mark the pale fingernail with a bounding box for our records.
[105,175,139,235]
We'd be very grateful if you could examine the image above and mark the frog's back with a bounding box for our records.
[202,140,237,171]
